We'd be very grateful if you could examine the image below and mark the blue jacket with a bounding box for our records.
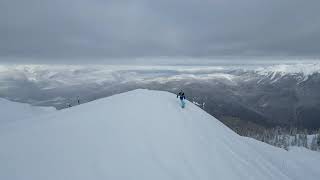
[177,92,186,100]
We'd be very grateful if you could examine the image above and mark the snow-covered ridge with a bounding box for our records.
[254,63,320,83]
[1,63,319,77]
[0,98,56,124]
[256,63,320,76]
[0,63,319,90]
[0,64,232,84]
[0,89,319,180]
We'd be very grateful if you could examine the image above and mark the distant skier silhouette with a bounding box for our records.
[177,90,186,108]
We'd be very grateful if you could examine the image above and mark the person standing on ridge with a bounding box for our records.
[177,90,186,108]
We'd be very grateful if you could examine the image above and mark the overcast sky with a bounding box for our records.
[1,0,320,63]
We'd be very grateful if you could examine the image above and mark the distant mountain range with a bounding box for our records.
[1,63,319,129]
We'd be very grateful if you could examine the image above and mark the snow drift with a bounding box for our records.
[0,89,319,180]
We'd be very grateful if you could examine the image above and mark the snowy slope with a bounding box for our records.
[0,98,56,124]
[0,89,319,180]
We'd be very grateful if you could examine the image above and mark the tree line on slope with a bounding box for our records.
[238,127,320,151]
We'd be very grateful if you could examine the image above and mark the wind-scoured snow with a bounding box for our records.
[0,89,319,180]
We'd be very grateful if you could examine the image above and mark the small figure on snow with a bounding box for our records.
[66,103,72,108]
[177,90,186,108]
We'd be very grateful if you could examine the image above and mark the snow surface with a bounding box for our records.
[0,89,319,180]
[0,98,56,124]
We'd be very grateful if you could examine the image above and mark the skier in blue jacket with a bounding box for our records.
[177,90,186,108]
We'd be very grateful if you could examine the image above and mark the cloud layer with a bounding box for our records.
[1,0,320,62]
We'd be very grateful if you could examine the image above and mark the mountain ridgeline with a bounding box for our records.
[164,70,320,130]
[0,64,320,130]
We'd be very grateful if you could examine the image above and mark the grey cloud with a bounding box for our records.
[1,0,320,63]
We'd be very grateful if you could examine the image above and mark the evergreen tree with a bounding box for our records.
[292,134,297,146]
[283,135,289,150]
[317,129,320,147]
[310,135,317,151]
[303,129,308,148]
[298,134,303,147]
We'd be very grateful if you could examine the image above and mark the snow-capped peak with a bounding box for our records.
[255,63,320,83]
[256,63,320,76]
